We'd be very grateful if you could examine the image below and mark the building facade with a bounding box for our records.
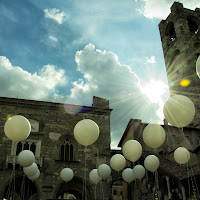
[159,1,200,127]
[0,96,112,200]
[118,119,200,199]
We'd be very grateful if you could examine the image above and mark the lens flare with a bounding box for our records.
[180,79,191,87]
[7,115,12,120]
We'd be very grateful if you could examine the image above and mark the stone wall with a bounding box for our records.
[0,96,112,200]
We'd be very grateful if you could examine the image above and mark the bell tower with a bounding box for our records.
[159,2,200,127]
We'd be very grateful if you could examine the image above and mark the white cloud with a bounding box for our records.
[49,35,58,42]
[44,8,69,24]
[0,56,67,101]
[146,56,156,63]
[66,44,167,148]
[138,0,200,19]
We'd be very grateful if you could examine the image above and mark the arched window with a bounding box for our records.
[24,142,29,150]
[166,22,176,41]
[30,143,36,155]
[60,139,74,161]
[16,142,22,155]
[187,16,199,34]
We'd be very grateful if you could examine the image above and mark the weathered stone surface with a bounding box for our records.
[0,96,112,200]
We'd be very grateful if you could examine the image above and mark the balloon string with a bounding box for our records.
[85,147,87,200]
[95,184,96,200]
[6,168,14,200]
[188,160,200,199]
[181,128,193,199]
[19,175,25,200]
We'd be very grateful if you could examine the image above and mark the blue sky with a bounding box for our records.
[0,0,199,148]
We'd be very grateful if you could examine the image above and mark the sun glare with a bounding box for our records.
[141,79,168,103]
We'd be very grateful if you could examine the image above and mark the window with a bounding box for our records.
[60,139,74,161]
[187,16,199,34]
[165,22,176,41]
[11,140,41,157]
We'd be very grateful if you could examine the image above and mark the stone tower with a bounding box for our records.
[159,2,200,127]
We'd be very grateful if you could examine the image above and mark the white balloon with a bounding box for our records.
[143,124,166,149]
[60,168,74,182]
[28,169,40,180]
[122,168,135,183]
[174,147,190,165]
[89,169,101,184]
[196,55,200,78]
[133,165,145,180]
[122,140,142,162]
[74,119,99,146]
[4,115,31,142]
[23,162,38,177]
[18,150,35,167]
[110,154,126,172]
[163,95,195,128]
[97,164,111,180]
[144,155,160,172]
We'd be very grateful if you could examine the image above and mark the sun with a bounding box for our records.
[141,79,168,103]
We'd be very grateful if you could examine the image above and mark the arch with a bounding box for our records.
[53,176,93,200]
[165,22,176,41]
[0,174,40,200]
[187,16,199,34]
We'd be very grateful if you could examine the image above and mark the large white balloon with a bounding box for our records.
[144,155,160,172]
[4,115,31,142]
[143,124,166,149]
[122,168,135,183]
[110,154,126,172]
[163,95,195,128]
[74,119,99,146]
[28,169,40,180]
[23,162,38,177]
[122,140,142,162]
[89,169,101,184]
[174,147,190,165]
[133,165,145,180]
[60,168,74,182]
[196,55,200,78]
[18,150,35,167]
[97,164,111,180]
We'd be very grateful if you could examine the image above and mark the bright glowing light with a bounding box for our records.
[141,80,168,103]
[180,79,190,87]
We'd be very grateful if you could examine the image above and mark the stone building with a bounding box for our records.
[116,2,200,200]
[0,96,112,200]
[159,1,200,127]
[118,119,200,199]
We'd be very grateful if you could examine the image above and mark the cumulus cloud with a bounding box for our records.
[138,0,200,19]
[44,8,69,24]
[66,44,166,148]
[146,56,156,64]
[0,56,67,101]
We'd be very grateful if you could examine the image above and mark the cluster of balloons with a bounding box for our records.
[18,150,40,181]
[4,115,40,180]
[163,94,194,165]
